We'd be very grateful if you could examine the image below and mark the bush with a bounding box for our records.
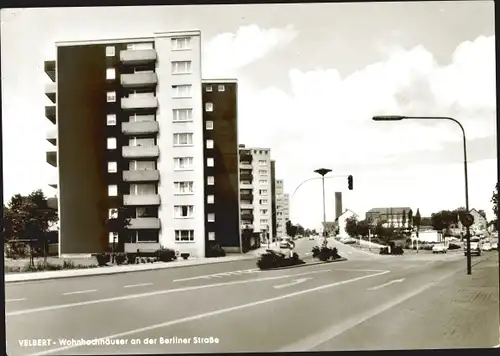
[115,253,127,265]
[312,246,340,261]
[126,253,137,264]
[379,247,389,255]
[380,246,404,255]
[95,253,110,267]
[156,248,176,262]
[206,243,226,257]
[311,246,321,259]
[62,260,76,269]
[257,250,304,270]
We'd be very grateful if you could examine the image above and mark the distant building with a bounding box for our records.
[336,209,358,238]
[365,207,412,228]
[469,209,488,233]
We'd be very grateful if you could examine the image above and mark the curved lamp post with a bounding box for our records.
[372,115,472,275]
[314,168,332,245]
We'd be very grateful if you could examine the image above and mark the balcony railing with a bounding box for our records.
[45,83,56,103]
[46,150,57,167]
[121,96,158,111]
[45,106,56,124]
[240,193,253,201]
[121,121,159,135]
[240,174,253,182]
[126,217,161,230]
[239,153,253,163]
[123,170,160,182]
[46,127,57,146]
[240,203,254,210]
[120,49,157,64]
[122,145,160,158]
[44,60,56,82]
[239,162,252,170]
[123,194,161,206]
[241,214,254,221]
[240,182,253,189]
[121,72,158,88]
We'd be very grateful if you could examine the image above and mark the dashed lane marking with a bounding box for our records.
[62,289,97,296]
[6,298,27,302]
[124,283,153,288]
[173,269,261,282]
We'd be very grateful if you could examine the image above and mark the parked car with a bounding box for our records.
[308,235,315,241]
[279,237,294,249]
[481,242,492,251]
[491,240,498,249]
[340,237,356,244]
[432,243,448,254]
[464,237,482,256]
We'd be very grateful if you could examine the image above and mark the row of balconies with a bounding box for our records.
[48,170,160,189]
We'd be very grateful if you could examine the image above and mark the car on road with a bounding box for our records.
[481,242,492,251]
[432,243,448,254]
[491,240,498,250]
[340,237,356,244]
[308,235,315,240]
[279,237,294,249]
[464,237,481,256]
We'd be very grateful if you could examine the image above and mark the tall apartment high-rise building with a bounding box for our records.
[270,160,277,241]
[201,79,240,253]
[43,30,238,257]
[275,179,290,237]
[238,145,273,243]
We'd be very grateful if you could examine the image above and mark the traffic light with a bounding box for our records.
[347,175,353,190]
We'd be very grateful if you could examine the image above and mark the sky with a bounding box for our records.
[1,1,497,230]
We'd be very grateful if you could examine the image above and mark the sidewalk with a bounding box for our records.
[4,254,256,283]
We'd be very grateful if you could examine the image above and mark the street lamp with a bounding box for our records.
[372,115,472,275]
[314,168,332,245]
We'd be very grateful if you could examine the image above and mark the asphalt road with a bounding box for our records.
[6,238,499,355]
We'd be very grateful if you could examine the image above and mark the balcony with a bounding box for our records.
[46,127,57,146]
[122,145,160,158]
[126,218,161,230]
[239,152,253,163]
[45,106,56,124]
[44,60,56,82]
[120,49,157,65]
[45,82,56,103]
[239,162,252,170]
[241,224,254,230]
[121,96,158,111]
[240,182,253,190]
[240,173,253,182]
[240,203,253,210]
[123,170,160,182]
[241,213,254,221]
[123,194,161,206]
[121,72,158,88]
[46,150,57,167]
[240,193,253,201]
[121,121,159,135]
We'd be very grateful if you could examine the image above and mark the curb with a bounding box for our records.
[5,255,259,283]
[258,257,348,271]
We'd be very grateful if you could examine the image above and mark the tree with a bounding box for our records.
[285,220,298,238]
[477,210,487,220]
[430,210,457,231]
[356,219,370,238]
[414,209,421,228]
[344,216,358,237]
[408,209,413,229]
[491,183,498,217]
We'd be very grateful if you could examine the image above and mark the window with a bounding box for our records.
[107,138,116,150]
[175,229,194,242]
[206,85,213,92]
[208,232,215,241]
[108,162,117,173]
[260,219,268,225]
[259,189,268,195]
[129,137,155,147]
[130,114,154,122]
[172,85,192,98]
[259,160,267,166]
[259,180,268,185]
[171,61,192,74]
[207,195,214,204]
[106,68,115,80]
[174,157,193,170]
[171,37,192,50]
[218,84,225,92]
[136,207,157,218]
[130,184,156,195]
[207,158,214,167]
[259,170,268,176]
[173,133,193,146]
[127,42,154,50]
[108,185,118,196]
[136,230,159,243]
[207,176,214,185]
[260,199,268,205]
[207,213,215,222]
[108,209,118,219]
[109,232,117,243]
[106,91,116,102]
[173,109,193,122]
[206,121,214,130]
[206,140,214,149]
[105,46,115,57]
[174,181,194,194]
[107,114,116,126]
[129,161,155,170]
[174,205,194,218]
[260,209,268,215]
[205,102,213,112]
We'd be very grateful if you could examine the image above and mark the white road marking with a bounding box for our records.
[8,269,332,317]
[279,269,461,352]
[173,268,259,282]
[274,277,312,289]
[62,289,96,296]
[123,283,153,289]
[6,298,27,302]
[367,278,405,291]
[28,269,389,356]
[337,269,388,273]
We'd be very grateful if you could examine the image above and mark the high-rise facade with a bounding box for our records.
[44,30,238,257]
[270,160,277,241]
[238,145,273,243]
[275,180,290,237]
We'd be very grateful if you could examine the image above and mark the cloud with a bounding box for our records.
[202,24,298,78]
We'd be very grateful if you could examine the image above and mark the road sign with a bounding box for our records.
[460,213,474,228]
